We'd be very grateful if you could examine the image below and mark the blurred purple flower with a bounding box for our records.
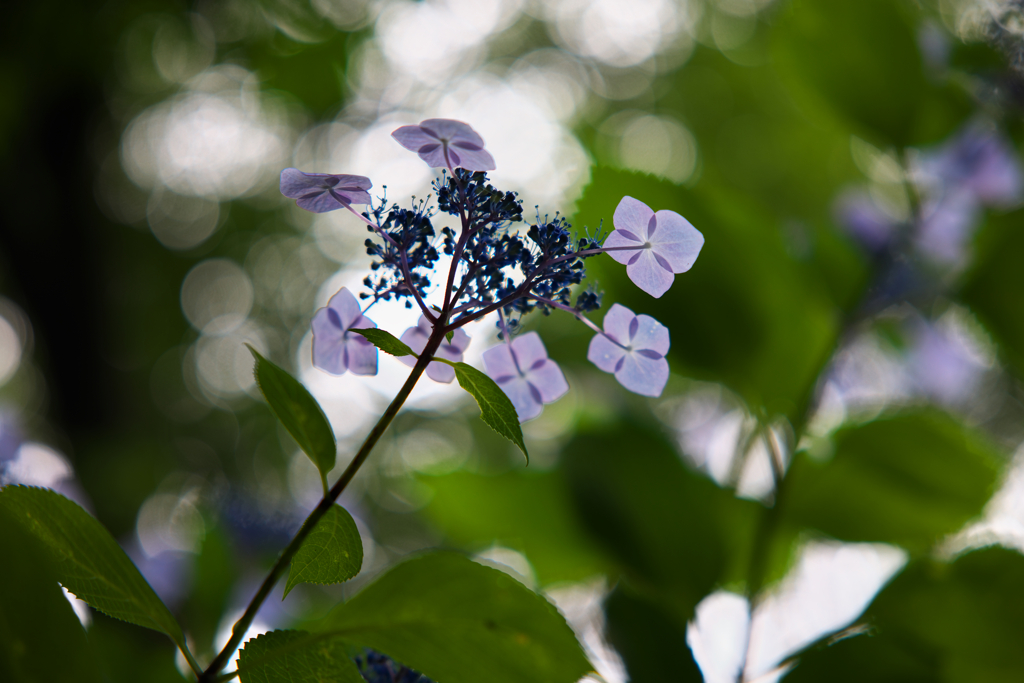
[917,122,1023,207]
[0,409,23,464]
[833,188,899,251]
[602,196,704,298]
[125,544,194,608]
[280,168,373,213]
[482,332,569,422]
[391,119,496,172]
[311,288,378,376]
[399,315,470,384]
[907,316,986,406]
[915,188,981,266]
[588,303,670,397]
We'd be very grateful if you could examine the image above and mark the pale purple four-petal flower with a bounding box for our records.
[603,196,704,298]
[483,332,569,422]
[587,303,670,397]
[311,288,378,376]
[391,119,496,172]
[281,168,373,213]
[399,315,471,384]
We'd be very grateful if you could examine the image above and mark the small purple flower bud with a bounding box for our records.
[483,332,569,422]
[602,196,704,298]
[391,119,496,172]
[398,315,471,384]
[311,288,378,376]
[588,303,670,397]
[281,168,373,213]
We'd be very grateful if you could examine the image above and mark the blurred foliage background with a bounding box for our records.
[4,0,1024,681]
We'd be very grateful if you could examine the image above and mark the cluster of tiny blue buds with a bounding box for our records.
[361,199,439,308]
[360,166,600,330]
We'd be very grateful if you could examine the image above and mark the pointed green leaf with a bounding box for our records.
[421,469,610,585]
[284,504,363,597]
[785,548,1024,682]
[449,361,528,462]
[248,345,336,479]
[0,486,186,649]
[0,504,104,683]
[237,630,364,683]
[351,328,415,357]
[562,420,760,622]
[779,411,1001,552]
[318,552,591,683]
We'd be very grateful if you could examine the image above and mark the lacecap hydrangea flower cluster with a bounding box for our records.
[282,119,704,421]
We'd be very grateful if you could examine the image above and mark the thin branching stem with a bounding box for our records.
[197,328,447,683]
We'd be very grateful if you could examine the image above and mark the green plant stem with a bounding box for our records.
[197,328,447,683]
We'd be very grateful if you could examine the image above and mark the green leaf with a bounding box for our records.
[284,504,363,597]
[603,584,703,683]
[248,345,337,481]
[351,328,416,357]
[785,547,1024,681]
[562,420,760,623]
[779,411,1001,552]
[237,630,364,683]
[0,504,103,683]
[449,361,528,462]
[420,469,610,585]
[772,0,953,147]
[962,207,1024,380]
[446,330,455,343]
[782,629,939,683]
[317,551,591,683]
[0,486,186,648]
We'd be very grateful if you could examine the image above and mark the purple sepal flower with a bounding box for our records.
[281,168,373,213]
[391,119,496,172]
[834,188,899,252]
[915,188,981,266]
[603,196,704,298]
[588,303,670,397]
[917,122,1023,207]
[398,315,471,384]
[482,332,569,422]
[311,288,378,376]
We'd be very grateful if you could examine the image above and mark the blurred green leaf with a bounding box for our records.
[662,45,862,224]
[317,551,591,683]
[563,419,760,622]
[772,0,965,147]
[780,412,1001,552]
[284,504,362,598]
[574,168,849,422]
[420,469,610,585]
[786,547,1024,681]
[248,345,337,482]
[782,629,939,683]
[870,547,1024,679]
[603,584,703,683]
[962,207,1024,378]
[450,361,528,462]
[237,630,364,683]
[0,504,103,683]
[352,328,415,357]
[0,486,186,648]
[183,526,237,660]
